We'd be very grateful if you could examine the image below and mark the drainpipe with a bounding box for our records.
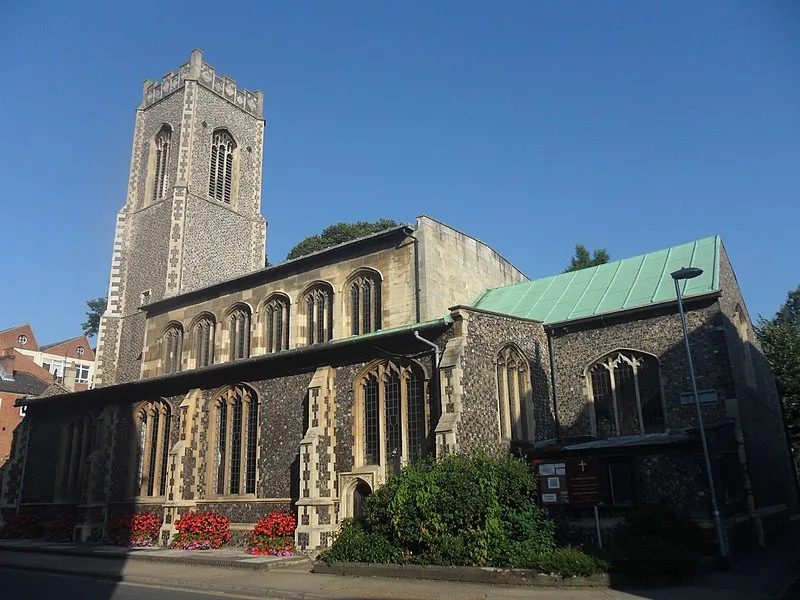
[409,234,422,323]
[546,328,561,441]
[414,331,441,426]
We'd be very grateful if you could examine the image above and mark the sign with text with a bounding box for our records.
[534,457,602,508]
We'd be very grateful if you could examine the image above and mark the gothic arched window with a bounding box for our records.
[263,294,290,353]
[227,305,251,361]
[57,416,93,500]
[211,386,258,496]
[193,315,215,368]
[588,350,665,438]
[348,270,382,336]
[496,345,534,442]
[357,361,427,475]
[209,129,236,204]
[303,284,333,346]
[151,125,172,202]
[162,323,183,374]
[134,400,172,497]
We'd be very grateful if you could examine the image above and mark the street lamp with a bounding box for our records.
[671,266,729,563]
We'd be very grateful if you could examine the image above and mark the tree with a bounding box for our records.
[82,297,107,340]
[563,244,611,273]
[286,219,399,261]
[756,285,800,463]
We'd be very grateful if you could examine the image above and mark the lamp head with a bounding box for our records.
[671,267,704,281]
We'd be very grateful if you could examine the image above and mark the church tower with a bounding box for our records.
[94,50,267,386]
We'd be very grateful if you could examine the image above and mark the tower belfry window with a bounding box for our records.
[209,130,236,204]
[152,126,172,202]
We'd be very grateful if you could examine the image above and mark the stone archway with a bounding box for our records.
[353,479,372,519]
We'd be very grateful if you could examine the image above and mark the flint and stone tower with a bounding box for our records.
[94,50,267,386]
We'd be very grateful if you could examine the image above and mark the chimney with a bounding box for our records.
[0,350,15,381]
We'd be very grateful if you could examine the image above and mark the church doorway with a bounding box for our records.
[352,479,372,519]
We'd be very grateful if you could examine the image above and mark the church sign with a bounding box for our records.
[534,457,602,508]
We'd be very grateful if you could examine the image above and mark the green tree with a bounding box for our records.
[286,219,399,261]
[756,285,800,462]
[563,243,611,273]
[82,297,107,339]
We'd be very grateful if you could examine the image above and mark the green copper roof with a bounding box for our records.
[474,235,721,324]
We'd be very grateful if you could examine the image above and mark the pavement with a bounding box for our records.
[0,530,798,600]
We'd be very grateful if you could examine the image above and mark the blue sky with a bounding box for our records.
[1,1,798,344]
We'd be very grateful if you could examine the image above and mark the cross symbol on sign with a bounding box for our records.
[578,460,587,472]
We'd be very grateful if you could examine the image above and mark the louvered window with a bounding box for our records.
[208,130,236,204]
[152,126,172,202]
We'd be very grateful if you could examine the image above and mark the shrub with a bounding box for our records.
[248,511,297,556]
[107,512,162,547]
[171,511,231,550]
[0,513,44,539]
[47,514,76,542]
[530,547,607,577]
[322,518,403,564]
[326,454,555,568]
[608,503,705,582]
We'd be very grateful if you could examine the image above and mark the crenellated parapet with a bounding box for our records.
[142,49,264,118]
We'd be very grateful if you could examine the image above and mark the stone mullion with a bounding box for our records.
[608,360,621,436]
[152,406,167,497]
[240,396,249,494]
[224,393,234,494]
[400,370,410,468]
[631,361,645,435]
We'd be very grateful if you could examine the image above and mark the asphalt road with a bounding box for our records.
[0,568,242,600]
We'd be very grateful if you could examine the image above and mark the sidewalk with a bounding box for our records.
[1,536,797,600]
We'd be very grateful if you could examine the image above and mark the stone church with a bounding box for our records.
[1,51,796,552]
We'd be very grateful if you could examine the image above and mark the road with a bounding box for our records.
[0,568,245,600]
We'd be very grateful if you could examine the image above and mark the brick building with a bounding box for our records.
[0,51,796,553]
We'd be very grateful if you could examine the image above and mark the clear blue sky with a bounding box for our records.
[1,1,798,345]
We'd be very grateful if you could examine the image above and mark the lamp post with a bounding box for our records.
[671,267,729,562]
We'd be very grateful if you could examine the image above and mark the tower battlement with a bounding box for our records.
[142,49,264,118]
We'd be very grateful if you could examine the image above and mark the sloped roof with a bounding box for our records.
[473,235,721,324]
[0,371,50,395]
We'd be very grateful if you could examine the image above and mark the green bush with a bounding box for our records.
[530,547,608,577]
[608,503,705,582]
[322,518,402,564]
[326,454,556,568]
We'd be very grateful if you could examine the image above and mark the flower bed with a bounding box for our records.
[171,511,231,550]
[0,513,44,539]
[247,510,296,556]
[47,514,76,542]
[107,512,162,547]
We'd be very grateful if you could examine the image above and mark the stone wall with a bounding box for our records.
[416,216,528,321]
[549,299,733,438]
[455,308,554,455]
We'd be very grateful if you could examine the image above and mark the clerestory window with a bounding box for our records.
[162,324,183,374]
[227,306,251,361]
[589,350,665,437]
[193,315,216,368]
[303,284,333,345]
[348,270,382,336]
[263,295,290,353]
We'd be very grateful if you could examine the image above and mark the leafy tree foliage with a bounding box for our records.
[286,219,399,261]
[756,285,800,462]
[82,297,107,339]
[563,244,611,273]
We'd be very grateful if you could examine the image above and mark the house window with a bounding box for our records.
[209,129,236,204]
[17,335,27,346]
[152,125,172,202]
[227,306,251,361]
[303,284,333,345]
[496,345,534,441]
[76,346,85,356]
[348,270,382,336]
[211,386,258,496]
[134,400,172,497]
[75,364,90,384]
[589,351,665,437]
[263,295,290,353]
[162,324,183,374]
[58,416,93,500]
[193,316,215,368]
[358,360,428,475]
